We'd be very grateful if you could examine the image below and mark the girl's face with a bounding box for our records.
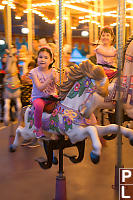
[101,31,112,46]
[37,51,52,70]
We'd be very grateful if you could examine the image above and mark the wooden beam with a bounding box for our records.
[4,3,12,49]
[66,8,72,47]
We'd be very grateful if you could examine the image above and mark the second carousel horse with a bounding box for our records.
[3,47,22,125]
[79,35,133,121]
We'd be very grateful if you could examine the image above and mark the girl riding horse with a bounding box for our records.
[10,59,133,164]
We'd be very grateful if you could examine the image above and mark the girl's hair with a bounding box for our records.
[37,47,55,69]
[99,26,115,45]
[28,60,36,68]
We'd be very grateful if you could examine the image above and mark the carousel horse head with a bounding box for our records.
[4,46,20,91]
[5,47,18,74]
[78,62,109,118]
[59,60,109,100]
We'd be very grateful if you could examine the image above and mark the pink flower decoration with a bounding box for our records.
[66,118,72,125]
[30,120,33,127]
[74,82,80,92]
[51,120,54,125]
[52,109,58,117]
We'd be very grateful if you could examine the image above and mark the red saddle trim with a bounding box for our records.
[125,54,133,63]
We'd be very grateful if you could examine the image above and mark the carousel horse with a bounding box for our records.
[3,47,22,125]
[10,60,133,165]
[79,36,133,124]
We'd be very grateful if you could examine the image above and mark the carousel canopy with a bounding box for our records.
[0,0,132,29]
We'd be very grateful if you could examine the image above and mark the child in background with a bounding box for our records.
[21,61,36,107]
[63,44,75,82]
[29,46,59,138]
[95,26,117,82]
[1,54,7,71]
[87,41,100,65]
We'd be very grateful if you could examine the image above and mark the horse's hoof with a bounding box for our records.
[90,152,100,164]
[130,139,133,146]
[9,135,15,145]
[9,144,16,152]
[52,156,58,165]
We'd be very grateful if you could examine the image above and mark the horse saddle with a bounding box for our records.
[43,95,61,114]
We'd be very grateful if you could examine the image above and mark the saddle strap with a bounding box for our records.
[125,54,133,63]
[56,103,93,126]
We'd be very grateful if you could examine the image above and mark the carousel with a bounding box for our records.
[0,0,133,200]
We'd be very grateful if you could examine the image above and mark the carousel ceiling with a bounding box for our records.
[0,0,133,30]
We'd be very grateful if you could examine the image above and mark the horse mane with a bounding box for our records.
[59,60,109,100]
[123,35,133,68]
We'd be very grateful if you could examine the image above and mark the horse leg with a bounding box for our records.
[9,126,22,152]
[127,121,133,129]
[9,124,34,152]
[95,124,133,145]
[4,98,11,125]
[15,97,22,125]
[68,126,102,164]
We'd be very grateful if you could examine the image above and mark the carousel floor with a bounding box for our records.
[0,122,133,200]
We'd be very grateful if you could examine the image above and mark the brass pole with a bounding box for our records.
[27,0,32,56]
[114,0,126,191]
[94,0,98,41]
[55,0,59,70]
[66,8,72,47]
[59,0,64,84]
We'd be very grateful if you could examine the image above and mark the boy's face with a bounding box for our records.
[32,40,39,50]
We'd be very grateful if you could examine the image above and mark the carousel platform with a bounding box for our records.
[0,122,133,200]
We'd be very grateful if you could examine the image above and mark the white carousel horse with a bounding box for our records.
[3,47,22,125]
[79,36,133,121]
[10,60,133,164]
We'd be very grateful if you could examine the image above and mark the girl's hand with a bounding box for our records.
[49,68,57,80]
[51,68,59,83]
[48,69,54,80]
